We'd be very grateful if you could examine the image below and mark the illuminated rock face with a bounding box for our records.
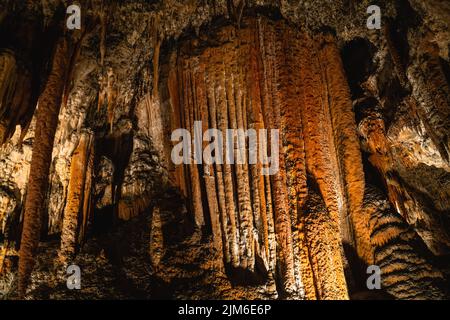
[0,0,449,300]
[166,19,365,299]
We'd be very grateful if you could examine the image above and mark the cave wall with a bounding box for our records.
[0,0,449,299]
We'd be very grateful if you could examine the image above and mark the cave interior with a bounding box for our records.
[0,0,450,300]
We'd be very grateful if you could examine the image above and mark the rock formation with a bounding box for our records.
[0,0,449,300]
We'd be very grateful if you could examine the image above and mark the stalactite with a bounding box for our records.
[97,73,107,112]
[245,22,269,270]
[205,49,230,263]
[167,17,367,298]
[99,1,107,68]
[0,50,17,144]
[106,67,117,133]
[303,190,349,300]
[319,34,365,247]
[168,53,187,196]
[79,138,94,245]
[411,39,450,161]
[299,34,342,233]
[213,45,239,267]
[181,59,204,228]
[279,29,308,221]
[274,24,309,296]
[151,17,162,100]
[59,131,94,263]
[247,69,264,256]
[0,50,16,112]
[255,18,277,274]
[0,49,33,145]
[97,67,118,132]
[195,57,222,253]
[62,27,92,112]
[225,31,254,271]
[227,0,246,28]
[383,22,450,163]
[296,32,352,298]
[258,20,296,295]
[18,37,72,297]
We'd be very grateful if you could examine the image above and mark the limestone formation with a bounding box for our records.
[0,0,448,300]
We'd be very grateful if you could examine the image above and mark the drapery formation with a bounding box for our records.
[168,18,365,299]
[1,2,448,300]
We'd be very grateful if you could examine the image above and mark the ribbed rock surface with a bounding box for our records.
[0,0,449,300]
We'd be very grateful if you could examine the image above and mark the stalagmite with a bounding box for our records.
[18,37,72,296]
[59,131,95,263]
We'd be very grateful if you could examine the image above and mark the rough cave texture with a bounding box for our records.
[0,0,449,300]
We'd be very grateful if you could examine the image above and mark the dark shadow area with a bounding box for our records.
[440,57,450,88]
[225,254,269,287]
[341,38,377,99]
[343,243,394,300]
